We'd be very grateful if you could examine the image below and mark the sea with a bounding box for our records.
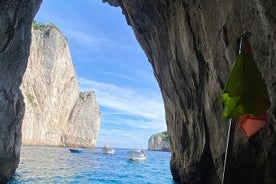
[8,146,174,184]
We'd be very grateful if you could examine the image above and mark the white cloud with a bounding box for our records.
[63,28,130,53]
[99,71,140,83]
[97,128,155,149]
[101,112,165,131]
[79,77,167,148]
[79,77,165,123]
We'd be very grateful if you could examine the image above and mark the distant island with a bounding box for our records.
[148,131,170,151]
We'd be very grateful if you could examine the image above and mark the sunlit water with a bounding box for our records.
[8,146,174,184]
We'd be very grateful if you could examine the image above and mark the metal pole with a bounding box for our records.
[221,31,252,184]
[221,119,236,184]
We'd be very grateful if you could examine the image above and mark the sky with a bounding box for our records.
[35,0,166,149]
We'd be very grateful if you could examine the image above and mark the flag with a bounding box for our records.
[221,34,271,138]
[239,113,267,138]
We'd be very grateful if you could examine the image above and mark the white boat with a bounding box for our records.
[127,149,147,161]
[102,145,115,154]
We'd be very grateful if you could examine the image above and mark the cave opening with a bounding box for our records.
[23,0,167,150]
[6,0,173,183]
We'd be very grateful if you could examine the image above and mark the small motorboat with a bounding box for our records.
[127,149,147,161]
[102,145,115,154]
[69,146,83,153]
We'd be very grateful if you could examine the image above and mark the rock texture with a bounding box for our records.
[148,131,170,151]
[0,1,42,183]
[63,92,101,147]
[20,23,101,148]
[0,0,275,183]
[105,0,276,183]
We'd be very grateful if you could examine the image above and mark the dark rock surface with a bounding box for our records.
[0,0,275,183]
[114,0,276,183]
[0,1,42,183]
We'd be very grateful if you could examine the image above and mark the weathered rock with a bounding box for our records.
[112,0,276,183]
[0,1,42,182]
[20,23,101,148]
[0,0,275,183]
[148,131,170,151]
[64,92,101,147]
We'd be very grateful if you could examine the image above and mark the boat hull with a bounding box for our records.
[103,149,115,154]
[69,148,83,153]
[127,150,147,161]
[102,146,115,154]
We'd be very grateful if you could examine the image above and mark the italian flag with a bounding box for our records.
[221,38,271,138]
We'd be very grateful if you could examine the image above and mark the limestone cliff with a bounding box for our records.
[0,0,275,183]
[64,92,101,147]
[106,0,276,183]
[148,131,170,151]
[20,22,101,148]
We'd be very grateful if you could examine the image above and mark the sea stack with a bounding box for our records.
[20,22,101,148]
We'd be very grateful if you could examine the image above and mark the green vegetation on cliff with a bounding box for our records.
[153,131,168,141]
[148,131,170,151]
[32,20,61,37]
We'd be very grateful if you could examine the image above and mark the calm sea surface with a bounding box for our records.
[8,146,174,184]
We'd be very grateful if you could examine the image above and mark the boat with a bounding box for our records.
[102,145,115,154]
[127,149,147,161]
[69,146,83,153]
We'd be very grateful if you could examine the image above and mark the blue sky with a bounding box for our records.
[35,0,166,149]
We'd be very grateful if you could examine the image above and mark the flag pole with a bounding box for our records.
[221,31,251,184]
[221,119,236,184]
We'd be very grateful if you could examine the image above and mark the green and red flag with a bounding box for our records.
[221,33,271,138]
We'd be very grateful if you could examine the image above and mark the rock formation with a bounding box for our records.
[63,92,101,147]
[0,0,275,183]
[20,22,101,148]
[105,0,276,183]
[148,131,170,151]
[0,1,42,183]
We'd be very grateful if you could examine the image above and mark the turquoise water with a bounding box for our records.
[8,146,174,184]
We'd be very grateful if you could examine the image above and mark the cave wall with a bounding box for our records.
[116,0,276,183]
[0,0,275,183]
[0,1,42,182]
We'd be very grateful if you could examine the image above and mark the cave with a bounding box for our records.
[0,0,275,183]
